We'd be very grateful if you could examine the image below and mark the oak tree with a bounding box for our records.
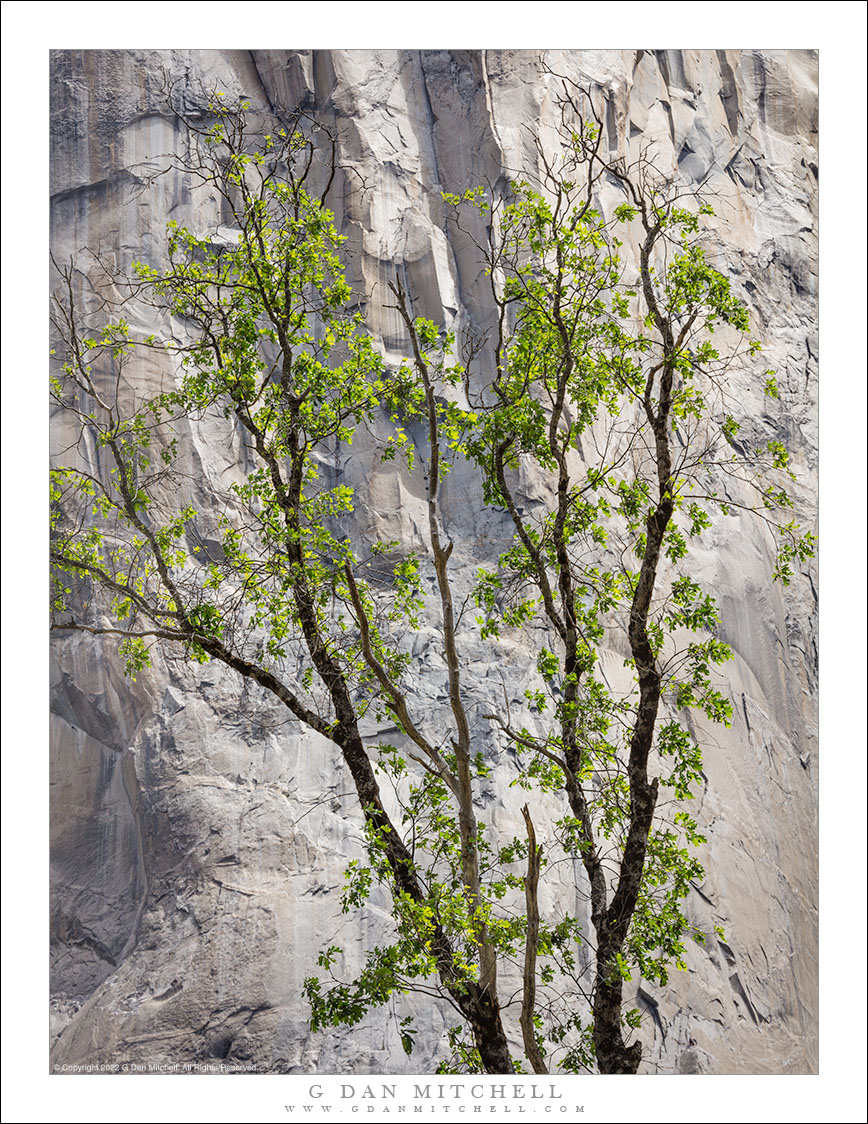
[50,82,813,1074]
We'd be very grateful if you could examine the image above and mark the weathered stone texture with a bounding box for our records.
[50,49,817,1074]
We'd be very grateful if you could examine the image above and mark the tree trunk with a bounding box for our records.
[593,968,642,1074]
[468,987,513,1073]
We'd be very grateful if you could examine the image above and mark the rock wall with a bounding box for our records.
[49,49,818,1074]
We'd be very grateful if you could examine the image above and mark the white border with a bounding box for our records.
[2,4,866,1122]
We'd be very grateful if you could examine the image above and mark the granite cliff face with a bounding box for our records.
[49,49,818,1075]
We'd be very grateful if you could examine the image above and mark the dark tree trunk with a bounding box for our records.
[593,968,642,1073]
[467,987,513,1073]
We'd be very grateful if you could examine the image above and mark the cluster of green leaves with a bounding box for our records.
[302,737,534,1050]
[52,93,814,1075]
